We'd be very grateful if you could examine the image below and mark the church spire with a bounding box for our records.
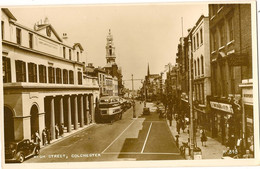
[106,29,116,64]
[147,63,150,76]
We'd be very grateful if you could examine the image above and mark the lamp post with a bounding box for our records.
[188,36,195,159]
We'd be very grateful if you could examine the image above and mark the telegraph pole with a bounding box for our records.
[188,36,195,159]
[132,74,136,118]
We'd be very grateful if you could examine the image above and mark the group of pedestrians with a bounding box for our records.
[32,123,65,147]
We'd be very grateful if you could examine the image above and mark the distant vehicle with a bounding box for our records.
[143,107,150,115]
[5,139,40,163]
[99,96,122,122]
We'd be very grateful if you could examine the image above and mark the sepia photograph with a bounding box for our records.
[1,0,259,168]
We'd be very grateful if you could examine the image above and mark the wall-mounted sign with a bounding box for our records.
[210,101,233,113]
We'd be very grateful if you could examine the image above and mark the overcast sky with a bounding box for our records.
[9,3,208,89]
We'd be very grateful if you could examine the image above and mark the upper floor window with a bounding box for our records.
[39,65,47,83]
[15,60,26,82]
[196,33,199,48]
[194,60,197,77]
[69,70,74,84]
[228,17,234,42]
[56,68,62,84]
[219,23,225,47]
[211,30,218,51]
[29,33,33,49]
[78,71,82,85]
[28,62,37,83]
[201,56,204,75]
[77,52,79,62]
[1,21,4,40]
[200,28,203,44]
[193,36,196,51]
[197,58,200,76]
[63,69,68,84]
[69,49,72,60]
[16,28,21,45]
[2,57,11,83]
[63,47,66,59]
[48,67,55,83]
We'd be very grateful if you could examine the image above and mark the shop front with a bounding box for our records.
[209,99,235,145]
[239,79,254,155]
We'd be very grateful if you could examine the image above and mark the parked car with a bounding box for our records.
[5,139,40,163]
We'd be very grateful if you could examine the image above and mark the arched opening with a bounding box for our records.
[30,104,39,139]
[4,106,14,142]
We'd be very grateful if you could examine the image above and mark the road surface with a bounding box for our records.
[26,101,183,162]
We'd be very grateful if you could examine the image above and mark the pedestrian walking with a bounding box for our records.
[59,123,64,137]
[167,110,173,126]
[42,128,47,146]
[201,130,207,147]
[176,121,181,134]
[55,124,59,139]
[227,134,236,150]
[34,130,41,145]
[46,128,51,144]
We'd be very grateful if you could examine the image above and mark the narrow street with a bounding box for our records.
[26,102,183,162]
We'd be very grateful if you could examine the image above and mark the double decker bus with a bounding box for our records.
[98,96,122,122]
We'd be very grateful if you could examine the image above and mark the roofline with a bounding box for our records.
[2,8,17,21]
[73,43,84,51]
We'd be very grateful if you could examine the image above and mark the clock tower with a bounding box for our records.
[106,29,116,64]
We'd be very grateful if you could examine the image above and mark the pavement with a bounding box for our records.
[146,102,227,160]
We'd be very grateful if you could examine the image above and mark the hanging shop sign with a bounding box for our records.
[210,101,233,113]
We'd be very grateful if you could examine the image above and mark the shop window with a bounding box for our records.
[16,28,21,45]
[28,62,37,83]
[78,71,82,85]
[2,57,11,83]
[63,69,68,84]
[69,70,74,84]
[48,67,55,83]
[15,60,26,82]
[56,68,62,84]
[39,65,47,83]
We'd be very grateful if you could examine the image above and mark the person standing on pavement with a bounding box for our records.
[46,128,51,144]
[227,134,236,150]
[201,129,207,147]
[34,131,41,145]
[42,128,47,146]
[55,124,59,139]
[167,108,173,126]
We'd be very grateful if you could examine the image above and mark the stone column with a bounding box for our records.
[74,95,78,130]
[85,95,89,125]
[50,97,55,140]
[80,95,84,127]
[89,95,95,123]
[60,97,64,124]
[67,96,72,132]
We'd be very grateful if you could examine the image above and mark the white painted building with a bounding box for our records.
[2,8,100,143]
[191,15,211,129]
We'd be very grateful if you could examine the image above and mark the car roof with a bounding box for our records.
[100,96,120,100]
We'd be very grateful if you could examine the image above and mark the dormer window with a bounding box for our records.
[29,33,33,48]
[77,52,79,62]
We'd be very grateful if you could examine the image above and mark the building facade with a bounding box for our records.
[191,15,212,132]
[2,8,100,143]
[208,4,252,152]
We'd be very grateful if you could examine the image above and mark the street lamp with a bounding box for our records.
[188,36,195,159]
